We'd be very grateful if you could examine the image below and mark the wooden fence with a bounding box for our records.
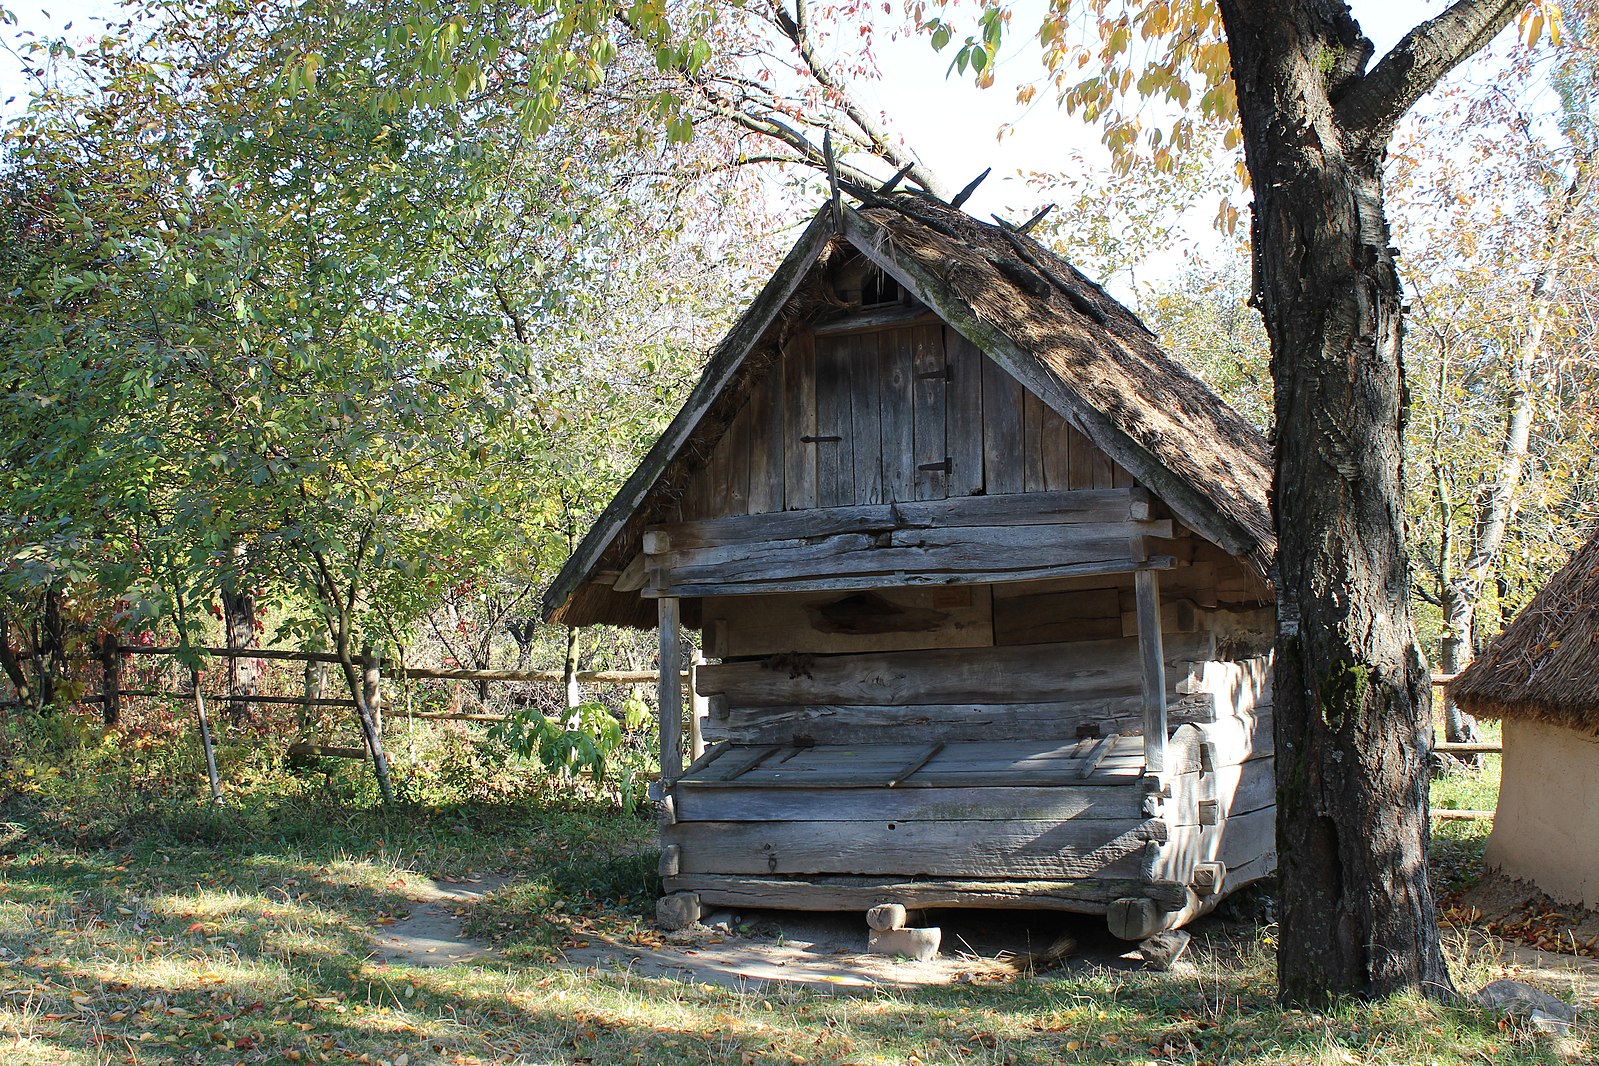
[25,648,1500,823]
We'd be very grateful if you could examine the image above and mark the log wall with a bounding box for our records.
[677,323,1134,522]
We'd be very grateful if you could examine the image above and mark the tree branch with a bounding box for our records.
[1336,0,1524,151]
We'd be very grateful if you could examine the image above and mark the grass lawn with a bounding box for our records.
[0,720,1587,1065]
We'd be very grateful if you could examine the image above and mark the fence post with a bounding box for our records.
[361,646,383,738]
[98,633,121,727]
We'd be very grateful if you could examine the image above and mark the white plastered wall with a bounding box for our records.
[1485,716,1599,910]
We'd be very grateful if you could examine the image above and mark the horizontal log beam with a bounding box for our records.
[647,557,1175,599]
[666,873,1189,912]
[1431,809,1494,821]
[118,645,347,664]
[1431,742,1502,754]
[645,506,1173,598]
[115,689,356,706]
[650,489,1144,551]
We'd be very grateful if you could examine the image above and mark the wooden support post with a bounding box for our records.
[689,650,708,761]
[658,597,683,784]
[189,666,223,804]
[361,646,382,738]
[1135,568,1169,775]
[98,633,120,728]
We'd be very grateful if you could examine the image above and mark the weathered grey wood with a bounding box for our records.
[782,331,817,510]
[888,742,945,787]
[652,520,1172,593]
[723,402,751,516]
[671,782,1147,823]
[912,324,949,500]
[659,843,681,877]
[981,350,1025,494]
[715,744,782,782]
[1066,423,1095,491]
[1093,441,1117,490]
[1161,756,1276,826]
[814,334,855,508]
[812,305,942,335]
[1135,568,1169,775]
[680,740,732,777]
[946,329,986,496]
[669,817,1165,878]
[849,331,883,504]
[651,489,1139,552]
[1023,389,1047,493]
[612,553,649,593]
[657,556,1174,599]
[746,367,784,514]
[695,631,1214,708]
[879,325,916,502]
[700,694,1221,748]
[667,873,1185,913]
[658,597,683,783]
[704,410,734,516]
[848,208,1270,580]
[1077,733,1120,779]
[698,585,994,658]
[1041,403,1073,491]
[994,584,1125,646]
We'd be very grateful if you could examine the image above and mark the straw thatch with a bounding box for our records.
[1452,529,1599,729]
[543,194,1274,629]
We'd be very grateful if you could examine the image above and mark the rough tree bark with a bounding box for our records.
[1215,0,1524,1004]
[221,566,261,725]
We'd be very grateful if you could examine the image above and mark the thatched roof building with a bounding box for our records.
[1452,529,1599,728]
[541,189,1280,939]
[1453,527,1599,909]
[544,194,1273,630]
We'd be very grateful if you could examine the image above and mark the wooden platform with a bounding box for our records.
[678,736,1148,789]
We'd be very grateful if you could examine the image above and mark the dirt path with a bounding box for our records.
[369,874,509,968]
[365,876,1599,1008]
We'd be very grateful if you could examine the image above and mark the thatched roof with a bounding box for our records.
[543,194,1274,629]
[1452,529,1599,728]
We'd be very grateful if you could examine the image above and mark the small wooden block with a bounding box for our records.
[1192,861,1226,895]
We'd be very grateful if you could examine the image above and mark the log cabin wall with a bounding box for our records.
[672,302,1273,752]
[676,324,1135,521]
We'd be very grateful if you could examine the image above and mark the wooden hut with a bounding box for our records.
[1452,530,1599,909]
[543,193,1278,941]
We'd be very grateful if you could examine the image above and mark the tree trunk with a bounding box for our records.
[563,627,582,712]
[221,579,260,725]
[1436,588,1483,766]
[507,619,536,672]
[1219,5,1452,1004]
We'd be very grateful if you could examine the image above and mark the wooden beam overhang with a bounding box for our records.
[835,204,1264,572]
[639,488,1175,599]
